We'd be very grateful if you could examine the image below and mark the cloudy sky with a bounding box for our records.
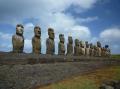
[0,0,120,54]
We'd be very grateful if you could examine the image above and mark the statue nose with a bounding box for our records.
[37,31,40,34]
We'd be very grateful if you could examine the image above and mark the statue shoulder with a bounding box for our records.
[12,34,16,38]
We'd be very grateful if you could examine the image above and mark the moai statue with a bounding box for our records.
[12,24,24,53]
[32,26,41,54]
[89,43,94,56]
[67,36,73,56]
[58,34,65,55]
[46,28,55,55]
[79,41,85,56]
[105,45,111,57]
[101,47,106,57]
[96,41,102,57]
[93,45,97,56]
[74,39,80,56]
[85,41,90,56]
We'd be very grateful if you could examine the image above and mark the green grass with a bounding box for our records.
[111,54,120,59]
[112,66,120,80]
[38,66,120,89]
[52,78,97,89]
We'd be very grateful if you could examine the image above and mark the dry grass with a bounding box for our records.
[37,66,120,89]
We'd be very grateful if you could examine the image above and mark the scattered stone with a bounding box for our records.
[99,80,120,89]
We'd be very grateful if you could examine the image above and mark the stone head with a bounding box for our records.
[59,34,64,43]
[97,41,101,47]
[90,43,93,49]
[103,47,106,51]
[16,24,24,36]
[94,45,97,50]
[105,45,109,48]
[34,26,41,37]
[68,36,73,44]
[48,28,54,40]
[101,47,105,51]
[75,39,79,46]
[85,41,89,48]
[80,41,84,48]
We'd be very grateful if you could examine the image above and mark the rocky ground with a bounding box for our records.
[0,52,120,89]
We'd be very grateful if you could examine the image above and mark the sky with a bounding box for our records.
[0,0,120,54]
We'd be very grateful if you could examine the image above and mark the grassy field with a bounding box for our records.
[111,54,120,59]
[38,66,120,89]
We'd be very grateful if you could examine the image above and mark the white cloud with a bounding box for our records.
[99,27,120,54]
[89,37,98,44]
[0,0,98,23]
[0,0,100,53]
[100,27,120,42]
[0,32,12,40]
[73,0,98,9]
[71,25,91,40]
[76,16,98,23]
[24,23,34,39]
[0,32,12,52]
[48,12,91,39]
[24,39,32,53]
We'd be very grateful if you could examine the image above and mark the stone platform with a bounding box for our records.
[0,52,120,89]
[0,52,119,65]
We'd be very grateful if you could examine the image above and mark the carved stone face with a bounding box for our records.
[94,45,97,50]
[34,26,41,37]
[16,24,24,36]
[59,34,64,43]
[75,39,79,46]
[85,41,89,48]
[68,36,73,44]
[97,41,101,47]
[90,43,93,49]
[48,28,54,40]
[80,41,84,48]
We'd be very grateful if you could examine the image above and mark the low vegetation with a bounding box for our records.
[38,66,120,89]
[112,54,120,59]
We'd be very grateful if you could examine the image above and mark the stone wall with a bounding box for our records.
[0,52,119,65]
[0,60,120,89]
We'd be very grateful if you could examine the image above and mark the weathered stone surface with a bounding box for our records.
[32,26,41,54]
[67,36,73,56]
[99,80,120,89]
[101,47,106,57]
[85,41,90,56]
[74,39,80,56]
[105,45,111,57]
[93,45,97,56]
[58,34,65,55]
[97,41,102,57]
[12,24,24,53]
[1,52,120,65]
[89,43,94,56]
[0,61,120,89]
[80,41,85,56]
[46,28,55,55]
